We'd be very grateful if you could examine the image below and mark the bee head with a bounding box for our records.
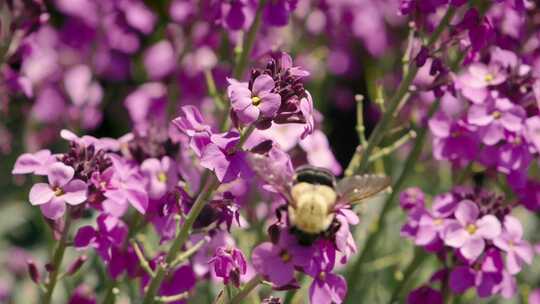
[293,165,336,188]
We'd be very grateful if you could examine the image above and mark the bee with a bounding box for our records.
[249,154,391,236]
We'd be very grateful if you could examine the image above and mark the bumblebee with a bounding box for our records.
[249,153,391,236]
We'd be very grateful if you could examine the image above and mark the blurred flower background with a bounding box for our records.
[1,0,540,303]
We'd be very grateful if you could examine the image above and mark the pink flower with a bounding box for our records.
[12,149,56,175]
[227,75,281,125]
[493,215,533,274]
[29,162,88,219]
[443,200,501,261]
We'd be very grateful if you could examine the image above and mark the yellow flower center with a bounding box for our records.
[157,172,167,183]
[434,218,444,226]
[251,96,261,106]
[484,73,494,83]
[492,111,502,119]
[280,250,291,263]
[318,271,326,281]
[466,224,477,235]
[53,187,64,197]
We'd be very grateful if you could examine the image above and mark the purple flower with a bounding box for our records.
[74,214,127,262]
[172,105,212,157]
[457,63,506,103]
[68,284,96,304]
[399,187,425,210]
[227,75,281,125]
[263,0,296,27]
[467,98,525,146]
[252,231,313,287]
[157,265,196,304]
[29,162,88,220]
[12,149,56,175]
[305,244,347,304]
[429,113,479,165]
[209,246,247,287]
[493,215,533,274]
[141,156,178,199]
[407,286,442,304]
[98,155,149,215]
[143,41,176,80]
[443,200,502,261]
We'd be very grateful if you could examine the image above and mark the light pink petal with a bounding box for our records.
[258,92,281,118]
[493,237,511,252]
[460,238,485,261]
[103,199,128,217]
[514,243,534,265]
[506,252,521,275]
[476,215,501,239]
[467,105,493,126]
[141,158,162,175]
[443,221,468,248]
[415,225,437,246]
[481,123,504,146]
[29,183,54,205]
[237,104,259,124]
[12,153,41,174]
[62,179,88,205]
[454,200,479,225]
[252,74,275,94]
[501,112,523,132]
[503,215,523,239]
[47,162,75,187]
[40,198,66,220]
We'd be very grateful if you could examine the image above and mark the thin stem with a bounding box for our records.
[368,130,416,163]
[43,214,72,304]
[388,248,429,303]
[355,95,368,149]
[142,175,220,304]
[229,274,263,304]
[170,238,208,268]
[219,0,267,131]
[350,7,456,175]
[155,292,190,303]
[205,69,226,111]
[131,240,155,278]
[344,99,441,303]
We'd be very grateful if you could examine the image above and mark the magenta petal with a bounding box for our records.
[29,183,54,205]
[74,226,97,248]
[40,198,66,220]
[62,179,88,205]
[454,200,479,225]
[475,215,501,239]
[449,266,475,293]
[47,162,75,187]
[125,188,148,214]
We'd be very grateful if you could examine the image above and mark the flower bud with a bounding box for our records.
[26,260,40,284]
[67,255,88,276]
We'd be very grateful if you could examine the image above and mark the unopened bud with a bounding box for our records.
[27,260,40,284]
[67,255,88,276]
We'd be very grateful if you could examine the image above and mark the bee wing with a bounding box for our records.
[336,174,391,205]
[247,152,293,201]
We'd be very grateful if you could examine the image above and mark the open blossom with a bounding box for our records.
[228,75,281,125]
[457,63,507,104]
[29,162,88,220]
[443,200,502,261]
[252,231,313,287]
[493,215,533,274]
[305,244,347,304]
[141,156,178,199]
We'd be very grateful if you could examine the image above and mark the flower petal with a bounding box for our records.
[62,179,88,205]
[454,200,479,225]
[40,198,66,220]
[252,74,275,94]
[47,162,75,187]
[29,183,55,205]
[476,215,501,239]
[460,237,485,261]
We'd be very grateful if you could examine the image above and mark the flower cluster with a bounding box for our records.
[401,187,533,301]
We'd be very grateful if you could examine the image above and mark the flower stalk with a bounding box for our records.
[43,214,72,304]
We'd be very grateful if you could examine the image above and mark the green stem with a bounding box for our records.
[43,215,72,304]
[142,175,220,304]
[205,69,226,111]
[388,248,429,303]
[229,274,263,304]
[219,0,267,131]
[350,7,456,175]
[344,99,441,303]
[142,124,256,304]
